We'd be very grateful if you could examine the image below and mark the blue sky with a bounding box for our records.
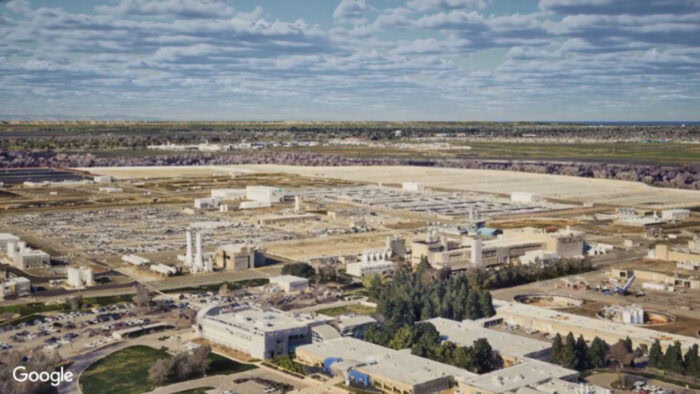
[1,0,699,121]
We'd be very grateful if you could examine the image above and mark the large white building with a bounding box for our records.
[66,266,95,288]
[246,186,284,204]
[269,275,309,293]
[346,260,396,278]
[6,239,50,270]
[210,188,246,200]
[196,305,328,359]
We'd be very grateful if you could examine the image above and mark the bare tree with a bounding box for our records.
[132,284,152,312]
[607,340,642,389]
[147,358,171,385]
[218,283,229,298]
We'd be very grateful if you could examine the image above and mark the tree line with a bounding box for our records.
[147,345,212,385]
[467,258,593,290]
[649,340,700,378]
[366,262,496,327]
[365,322,500,374]
[1,149,699,189]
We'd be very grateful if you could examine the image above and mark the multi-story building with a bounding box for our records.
[214,244,265,271]
[196,305,328,359]
[0,276,31,300]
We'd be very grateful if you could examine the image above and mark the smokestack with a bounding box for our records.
[195,232,203,269]
[471,237,483,267]
[185,231,193,267]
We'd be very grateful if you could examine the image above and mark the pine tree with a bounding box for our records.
[478,291,496,317]
[648,339,663,369]
[465,291,481,320]
[575,335,592,371]
[589,337,609,369]
[560,332,578,369]
[551,333,564,365]
[662,341,685,374]
[624,336,634,353]
[684,344,700,378]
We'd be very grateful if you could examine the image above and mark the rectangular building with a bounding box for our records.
[270,275,309,293]
[214,244,265,271]
[0,276,31,300]
[196,305,328,359]
[346,260,396,278]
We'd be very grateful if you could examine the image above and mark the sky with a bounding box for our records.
[1,0,699,121]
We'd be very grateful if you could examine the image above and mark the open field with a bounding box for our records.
[79,345,256,394]
[317,304,376,316]
[82,165,700,209]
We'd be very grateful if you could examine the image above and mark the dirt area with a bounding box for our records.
[81,165,700,208]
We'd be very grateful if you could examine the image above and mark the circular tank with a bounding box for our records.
[513,293,584,309]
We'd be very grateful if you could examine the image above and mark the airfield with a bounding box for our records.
[82,164,700,209]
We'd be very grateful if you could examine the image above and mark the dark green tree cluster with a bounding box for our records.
[369,267,496,328]
[467,258,593,290]
[281,263,316,279]
[648,340,700,377]
[551,333,610,371]
[365,322,500,374]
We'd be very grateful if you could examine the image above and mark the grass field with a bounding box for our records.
[80,346,256,394]
[171,388,215,394]
[317,304,376,316]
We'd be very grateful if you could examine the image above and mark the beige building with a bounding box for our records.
[495,300,700,352]
[612,267,700,290]
[410,227,582,270]
[0,276,31,300]
[656,242,700,264]
[214,244,265,271]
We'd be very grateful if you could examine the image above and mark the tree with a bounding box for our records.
[148,359,172,385]
[190,345,212,377]
[478,291,496,318]
[68,295,83,311]
[662,341,685,374]
[472,338,498,373]
[589,337,609,369]
[281,263,315,279]
[608,340,635,389]
[575,335,592,371]
[133,284,152,311]
[551,333,564,365]
[684,344,700,378]
[218,283,229,298]
[465,291,481,320]
[648,339,663,369]
[559,333,578,370]
[388,325,415,350]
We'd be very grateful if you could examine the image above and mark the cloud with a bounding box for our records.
[95,0,237,19]
[539,0,700,16]
[333,0,372,21]
[407,0,487,12]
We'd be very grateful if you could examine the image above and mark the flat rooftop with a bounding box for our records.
[201,305,325,334]
[495,300,700,350]
[460,359,576,392]
[426,317,551,359]
[270,275,309,284]
[297,337,477,386]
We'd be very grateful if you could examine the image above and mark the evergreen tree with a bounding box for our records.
[551,333,564,365]
[560,333,578,370]
[465,291,481,320]
[472,338,498,374]
[623,336,634,353]
[684,344,700,378]
[478,291,496,317]
[589,337,609,369]
[662,341,685,374]
[648,339,663,369]
[388,325,415,350]
[575,335,592,371]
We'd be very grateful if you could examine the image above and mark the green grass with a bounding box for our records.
[82,294,134,307]
[80,345,171,394]
[316,304,376,316]
[163,278,270,294]
[171,387,215,394]
[80,346,257,394]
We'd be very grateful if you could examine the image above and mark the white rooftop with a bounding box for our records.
[495,300,700,350]
[426,317,551,359]
[0,233,20,242]
[297,337,477,386]
[203,305,324,334]
[461,359,576,392]
[270,275,309,285]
